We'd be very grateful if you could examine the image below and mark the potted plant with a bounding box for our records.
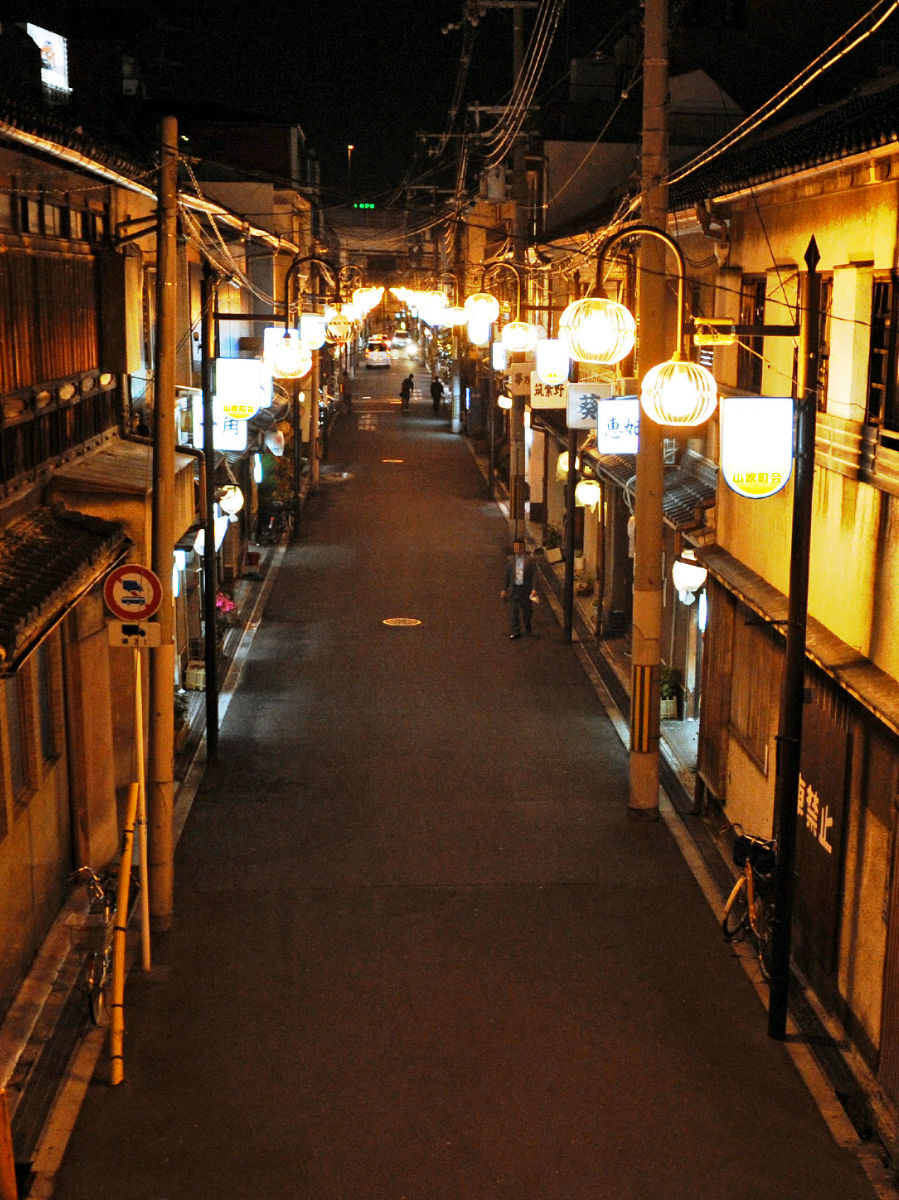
[660,665,681,720]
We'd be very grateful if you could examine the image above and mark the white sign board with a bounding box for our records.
[720,395,794,498]
[529,374,567,409]
[190,394,248,451]
[596,397,640,454]
[215,358,271,421]
[567,381,613,430]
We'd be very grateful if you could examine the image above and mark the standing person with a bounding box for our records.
[400,373,414,411]
[501,539,538,639]
[430,375,444,416]
[341,369,353,413]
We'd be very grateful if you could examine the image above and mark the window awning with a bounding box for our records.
[585,450,717,533]
[0,505,129,672]
[697,544,899,738]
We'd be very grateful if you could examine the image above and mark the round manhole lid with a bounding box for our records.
[382,617,422,627]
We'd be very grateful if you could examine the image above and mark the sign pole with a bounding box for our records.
[134,648,151,972]
[768,237,821,1039]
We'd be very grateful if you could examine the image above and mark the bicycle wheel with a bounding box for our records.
[85,949,110,1025]
[754,896,775,982]
[722,874,749,940]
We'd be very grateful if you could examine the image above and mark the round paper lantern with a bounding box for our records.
[640,359,718,426]
[464,292,500,323]
[467,317,491,346]
[559,297,636,365]
[575,479,601,508]
[500,320,538,353]
[326,312,353,344]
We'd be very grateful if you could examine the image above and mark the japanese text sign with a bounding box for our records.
[529,373,567,409]
[567,381,613,430]
[596,397,640,454]
[720,395,794,498]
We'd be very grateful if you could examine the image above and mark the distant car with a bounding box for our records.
[391,332,410,355]
[364,338,390,368]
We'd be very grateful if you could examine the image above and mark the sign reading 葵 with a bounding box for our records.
[567,381,613,429]
[103,564,162,622]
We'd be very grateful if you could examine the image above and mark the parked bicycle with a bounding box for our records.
[721,826,777,981]
[72,866,118,1023]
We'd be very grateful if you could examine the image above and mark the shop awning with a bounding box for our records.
[585,449,717,533]
[0,505,129,672]
[697,544,899,737]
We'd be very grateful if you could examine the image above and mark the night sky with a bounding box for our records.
[26,1,899,205]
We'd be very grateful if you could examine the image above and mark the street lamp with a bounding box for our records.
[584,223,718,817]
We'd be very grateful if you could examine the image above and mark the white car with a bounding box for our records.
[364,338,390,368]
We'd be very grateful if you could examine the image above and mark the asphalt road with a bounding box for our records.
[50,363,878,1199]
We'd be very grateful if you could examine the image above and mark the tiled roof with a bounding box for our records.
[670,74,899,207]
[585,451,717,531]
[0,506,129,669]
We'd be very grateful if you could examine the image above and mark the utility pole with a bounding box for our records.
[149,115,178,928]
[629,0,668,819]
[768,237,821,1039]
[201,264,219,760]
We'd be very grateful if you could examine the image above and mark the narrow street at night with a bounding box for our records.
[46,367,878,1200]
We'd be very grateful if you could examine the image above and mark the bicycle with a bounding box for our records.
[72,865,128,1024]
[721,826,778,981]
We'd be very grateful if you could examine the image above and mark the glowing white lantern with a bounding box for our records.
[467,317,491,346]
[263,328,312,379]
[500,321,538,353]
[497,393,513,410]
[443,306,468,326]
[326,311,353,344]
[535,338,570,386]
[464,292,500,323]
[217,484,244,516]
[559,298,636,365]
[299,313,327,349]
[640,359,718,426]
[720,395,794,498]
[575,478,601,508]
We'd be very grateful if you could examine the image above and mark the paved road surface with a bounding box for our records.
[50,366,879,1198]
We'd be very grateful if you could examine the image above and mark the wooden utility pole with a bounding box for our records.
[629,0,668,819]
[149,115,178,928]
[201,264,219,759]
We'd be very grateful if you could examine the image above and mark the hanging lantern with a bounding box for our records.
[299,313,327,349]
[264,328,313,379]
[326,311,354,344]
[672,550,708,598]
[575,478,602,508]
[556,450,580,479]
[500,320,538,353]
[467,317,491,346]
[497,393,513,410]
[443,306,468,326]
[464,292,500,323]
[217,484,244,516]
[640,359,718,426]
[559,297,636,365]
[535,338,570,386]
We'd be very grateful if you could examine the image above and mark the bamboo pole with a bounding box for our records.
[109,781,139,1086]
[0,1089,16,1200]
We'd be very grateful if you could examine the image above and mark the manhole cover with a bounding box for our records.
[383,617,422,627]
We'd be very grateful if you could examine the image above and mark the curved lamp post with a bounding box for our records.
[585,223,718,818]
[478,261,536,531]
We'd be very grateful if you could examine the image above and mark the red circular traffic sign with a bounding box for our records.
[103,564,163,622]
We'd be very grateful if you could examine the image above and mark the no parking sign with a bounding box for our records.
[103,564,162,622]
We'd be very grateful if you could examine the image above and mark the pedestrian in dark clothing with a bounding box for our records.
[400,373,414,410]
[501,539,538,638]
[430,376,444,415]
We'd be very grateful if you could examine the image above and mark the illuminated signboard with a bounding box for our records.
[189,395,248,452]
[214,358,271,421]
[720,395,794,499]
[26,25,70,94]
[596,397,640,454]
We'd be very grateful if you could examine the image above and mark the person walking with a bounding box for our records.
[430,375,444,416]
[400,373,414,411]
[501,538,538,639]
